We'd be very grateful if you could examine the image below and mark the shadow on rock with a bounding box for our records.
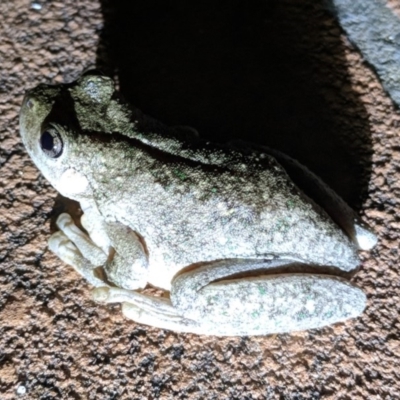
[96,0,372,210]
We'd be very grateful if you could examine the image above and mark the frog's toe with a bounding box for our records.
[121,302,200,333]
[49,230,82,266]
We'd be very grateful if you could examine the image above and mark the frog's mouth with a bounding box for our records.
[57,167,91,197]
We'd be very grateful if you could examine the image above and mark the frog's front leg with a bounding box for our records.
[49,213,108,287]
[49,211,148,290]
[95,258,366,336]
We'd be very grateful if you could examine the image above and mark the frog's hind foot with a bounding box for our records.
[92,287,203,334]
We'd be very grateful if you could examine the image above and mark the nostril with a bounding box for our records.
[25,98,34,109]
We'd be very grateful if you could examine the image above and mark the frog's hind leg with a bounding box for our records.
[94,258,366,336]
[170,258,366,336]
[92,287,203,334]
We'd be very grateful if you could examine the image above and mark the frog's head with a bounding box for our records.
[20,72,131,201]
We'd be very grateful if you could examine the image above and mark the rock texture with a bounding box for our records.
[1,0,399,399]
[332,0,400,106]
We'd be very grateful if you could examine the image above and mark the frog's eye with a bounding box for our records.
[40,127,63,158]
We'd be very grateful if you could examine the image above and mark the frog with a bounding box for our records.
[19,71,377,336]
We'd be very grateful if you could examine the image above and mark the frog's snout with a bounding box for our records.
[23,93,34,109]
[22,89,35,110]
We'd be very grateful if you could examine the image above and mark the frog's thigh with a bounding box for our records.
[170,259,367,336]
[92,287,203,334]
[102,222,148,290]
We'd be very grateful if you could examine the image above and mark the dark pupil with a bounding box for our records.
[41,131,55,151]
[40,128,63,158]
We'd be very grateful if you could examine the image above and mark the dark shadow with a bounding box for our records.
[96,0,372,210]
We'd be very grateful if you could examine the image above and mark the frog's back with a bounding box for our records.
[89,138,359,289]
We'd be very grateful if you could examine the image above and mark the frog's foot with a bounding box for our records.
[92,287,203,334]
[48,216,107,287]
[49,212,148,291]
[82,210,148,290]
[170,258,366,336]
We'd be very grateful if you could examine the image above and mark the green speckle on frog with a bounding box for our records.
[19,71,377,336]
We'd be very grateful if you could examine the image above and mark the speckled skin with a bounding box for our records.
[19,72,374,335]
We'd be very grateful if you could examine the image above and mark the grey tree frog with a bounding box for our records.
[19,71,377,336]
